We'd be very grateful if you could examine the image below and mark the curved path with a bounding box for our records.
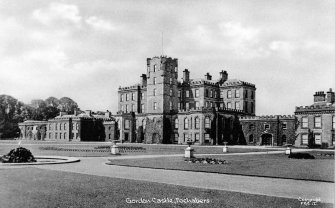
[34,153,334,204]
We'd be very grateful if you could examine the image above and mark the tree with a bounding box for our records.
[59,97,78,114]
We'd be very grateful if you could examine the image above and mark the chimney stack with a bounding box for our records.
[326,88,335,104]
[220,70,228,82]
[183,69,190,82]
[85,110,92,116]
[140,74,147,86]
[205,72,212,80]
[314,91,326,103]
[105,110,111,118]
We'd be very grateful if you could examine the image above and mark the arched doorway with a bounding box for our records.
[261,133,272,146]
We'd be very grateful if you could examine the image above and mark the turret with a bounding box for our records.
[183,69,190,83]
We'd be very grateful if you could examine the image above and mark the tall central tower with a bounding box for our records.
[146,56,178,114]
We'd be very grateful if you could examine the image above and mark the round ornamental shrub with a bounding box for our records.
[0,147,36,163]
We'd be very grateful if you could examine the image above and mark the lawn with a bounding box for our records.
[0,140,279,157]
[0,167,331,208]
[107,151,335,182]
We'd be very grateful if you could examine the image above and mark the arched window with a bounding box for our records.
[249,134,254,143]
[195,117,200,129]
[205,117,211,128]
[184,118,189,130]
[153,117,156,123]
[282,135,287,144]
[175,118,179,129]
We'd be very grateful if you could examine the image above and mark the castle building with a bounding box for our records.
[239,115,296,146]
[19,110,116,142]
[115,55,256,145]
[295,89,335,148]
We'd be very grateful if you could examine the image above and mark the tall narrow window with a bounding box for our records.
[132,93,135,100]
[184,118,189,129]
[220,90,224,98]
[175,118,179,129]
[153,89,156,96]
[333,116,335,129]
[195,89,200,97]
[235,102,240,110]
[153,77,156,85]
[282,135,287,144]
[125,105,129,113]
[153,102,157,110]
[205,117,211,128]
[227,102,232,109]
[126,94,129,101]
[131,104,135,112]
[314,116,321,128]
[195,102,200,109]
[195,133,200,142]
[251,91,254,99]
[141,104,144,113]
[170,89,173,96]
[315,134,321,145]
[124,120,130,129]
[235,90,240,98]
[153,64,157,72]
[185,102,189,109]
[302,117,308,128]
[120,94,123,102]
[210,90,213,98]
[245,90,248,98]
[186,90,190,98]
[227,90,232,98]
[195,117,200,129]
[204,134,210,143]
[178,91,181,98]
[169,101,172,110]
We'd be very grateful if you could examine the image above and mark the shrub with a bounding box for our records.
[0,147,36,163]
[288,152,315,159]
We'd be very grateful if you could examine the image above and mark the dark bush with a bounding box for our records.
[0,147,36,163]
[288,152,315,159]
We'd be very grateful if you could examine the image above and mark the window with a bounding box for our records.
[205,117,211,128]
[153,89,156,96]
[126,94,129,101]
[153,77,156,85]
[125,105,129,113]
[178,103,181,110]
[60,123,62,130]
[60,133,62,139]
[249,134,254,143]
[195,102,200,109]
[142,119,146,129]
[174,134,179,142]
[205,89,209,97]
[184,118,189,129]
[195,89,199,97]
[282,135,287,144]
[251,102,254,114]
[245,90,248,98]
[235,102,240,110]
[153,64,157,72]
[186,90,189,98]
[282,122,287,129]
[220,103,224,108]
[333,116,335,129]
[132,93,135,101]
[76,123,79,130]
[175,118,179,129]
[184,134,188,143]
[55,133,58,139]
[131,104,135,112]
[251,91,254,99]
[174,66,178,72]
[235,90,240,98]
[244,101,248,113]
[264,124,270,130]
[170,89,173,96]
[55,123,57,130]
[227,102,232,109]
[220,90,224,98]
[153,117,156,123]
[185,102,189,109]
[301,134,308,145]
[206,101,210,108]
[121,105,124,112]
[302,117,308,128]
[124,120,130,129]
[153,102,157,110]
[249,124,254,130]
[49,133,51,138]
[120,94,123,102]
[141,104,144,113]
[49,124,51,130]
[227,90,232,98]
[214,91,217,98]
[332,132,335,145]
[64,123,66,130]
[64,133,66,139]
[314,116,321,128]
[169,101,172,110]
[204,134,210,143]
[178,91,181,98]
[210,90,213,98]
[315,134,321,145]
[195,133,200,142]
[195,117,200,129]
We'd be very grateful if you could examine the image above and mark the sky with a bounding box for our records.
[0,0,334,115]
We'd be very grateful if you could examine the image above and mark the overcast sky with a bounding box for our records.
[0,0,334,115]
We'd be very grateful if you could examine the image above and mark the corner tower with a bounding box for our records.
[146,56,178,114]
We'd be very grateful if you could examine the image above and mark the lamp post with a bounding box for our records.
[185,139,194,158]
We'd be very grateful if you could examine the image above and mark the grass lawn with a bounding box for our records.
[0,167,332,208]
[107,152,335,182]
[0,141,279,157]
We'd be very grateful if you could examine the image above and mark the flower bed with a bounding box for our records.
[185,157,228,165]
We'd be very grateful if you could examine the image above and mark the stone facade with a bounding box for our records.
[19,110,116,142]
[116,55,255,145]
[240,115,296,146]
[295,89,335,148]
